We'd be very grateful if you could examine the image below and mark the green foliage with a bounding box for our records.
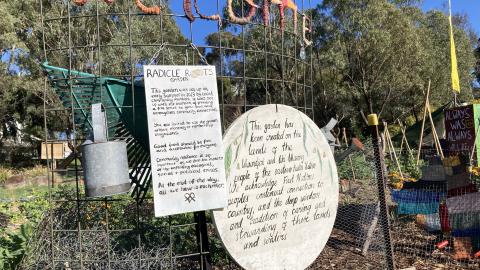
[1,0,188,156]
[316,0,476,131]
[0,167,14,184]
[0,185,50,269]
[385,150,424,179]
[0,224,33,270]
[337,154,373,180]
[399,153,423,179]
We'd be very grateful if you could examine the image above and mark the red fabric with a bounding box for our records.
[440,204,451,232]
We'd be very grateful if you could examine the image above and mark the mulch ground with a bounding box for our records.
[207,214,480,270]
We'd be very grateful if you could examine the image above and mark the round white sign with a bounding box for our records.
[213,104,339,270]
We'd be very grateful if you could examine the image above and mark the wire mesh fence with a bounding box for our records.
[25,0,319,269]
[386,148,480,269]
[18,0,480,269]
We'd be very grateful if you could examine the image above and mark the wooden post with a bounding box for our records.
[426,103,444,159]
[397,120,413,158]
[368,114,396,270]
[417,80,431,165]
[362,203,380,256]
[384,122,403,179]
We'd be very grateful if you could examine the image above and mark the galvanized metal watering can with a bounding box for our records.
[81,103,131,197]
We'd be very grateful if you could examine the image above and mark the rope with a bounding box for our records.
[227,0,258,25]
[73,0,87,5]
[184,0,195,22]
[263,0,270,25]
[302,13,312,46]
[275,0,297,33]
[193,0,222,26]
[134,0,161,15]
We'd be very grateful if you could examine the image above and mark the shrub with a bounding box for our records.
[337,153,374,181]
[0,224,33,270]
[0,167,14,184]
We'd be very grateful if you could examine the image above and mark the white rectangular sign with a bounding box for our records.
[144,65,227,217]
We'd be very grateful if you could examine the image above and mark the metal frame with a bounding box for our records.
[35,1,315,269]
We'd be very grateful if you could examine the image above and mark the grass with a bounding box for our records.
[0,167,14,184]
[0,185,50,201]
[0,165,50,200]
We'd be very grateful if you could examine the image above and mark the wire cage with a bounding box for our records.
[388,148,480,270]
[22,0,396,269]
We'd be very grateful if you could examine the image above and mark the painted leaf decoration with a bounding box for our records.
[243,115,249,145]
[303,121,308,155]
[234,143,242,164]
[225,145,232,175]
[316,147,323,177]
[328,158,335,184]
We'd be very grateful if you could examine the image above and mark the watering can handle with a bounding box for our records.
[92,103,108,143]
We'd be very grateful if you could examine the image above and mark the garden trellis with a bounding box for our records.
[18,0,446,269]
[28,0,322,269]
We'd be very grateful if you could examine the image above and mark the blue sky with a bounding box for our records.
[168,0,480,45]
[168,0,322,45]
[423,0,480,34]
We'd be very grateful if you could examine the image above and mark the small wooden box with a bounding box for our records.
[41,142,65,160]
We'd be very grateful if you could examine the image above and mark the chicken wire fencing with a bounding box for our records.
[18,0,398,269]
[386,148,480,270]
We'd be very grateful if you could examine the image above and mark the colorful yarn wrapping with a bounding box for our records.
[193,0,222,26]
[448,212,480,231]
[452,229,480,237]
[447,184,478,198]
[227,0,257,25]
[391,189,445,204]
[402,180,446,191]
[446,192,480,214]
[446,173,472,191]
[134,0,161,15]
[397,202,439,215]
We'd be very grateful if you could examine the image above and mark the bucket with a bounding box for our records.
[81,103,130,197]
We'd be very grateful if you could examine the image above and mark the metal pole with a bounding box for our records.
[194,211,212,270]
[368,114,396,270]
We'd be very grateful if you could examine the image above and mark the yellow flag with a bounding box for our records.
[449,5,460,92]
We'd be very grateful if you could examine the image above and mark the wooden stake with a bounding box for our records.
[417,80,431,165]
[385,122,404,179]
[427,101,444,159]
[362,203,380,256]
[398,120,413,158]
